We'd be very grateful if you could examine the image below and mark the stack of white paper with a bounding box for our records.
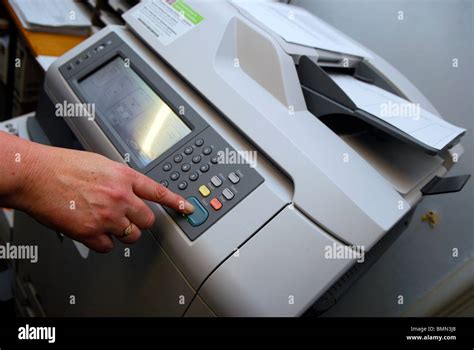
[9,0,92,36]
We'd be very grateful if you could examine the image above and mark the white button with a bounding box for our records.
[211,176,222,187]
[223,188,234,200]
[228,172,240,184]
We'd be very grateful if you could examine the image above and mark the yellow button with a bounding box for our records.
[199,185,211,197]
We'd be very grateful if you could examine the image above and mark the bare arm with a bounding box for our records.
[0,131,194,252]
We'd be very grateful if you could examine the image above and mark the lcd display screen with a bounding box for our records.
[78,57,191,166]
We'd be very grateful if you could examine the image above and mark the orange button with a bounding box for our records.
[210,198,222,211]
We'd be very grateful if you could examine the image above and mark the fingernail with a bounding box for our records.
[184,201,195,214]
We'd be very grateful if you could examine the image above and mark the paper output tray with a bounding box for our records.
[297,56,463,155]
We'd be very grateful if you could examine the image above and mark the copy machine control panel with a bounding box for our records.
[148,127,263,240]
[60,32,264,240]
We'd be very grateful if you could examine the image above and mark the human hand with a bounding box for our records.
[12,142,194,253]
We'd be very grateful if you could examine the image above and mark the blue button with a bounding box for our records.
[185,197,208,227]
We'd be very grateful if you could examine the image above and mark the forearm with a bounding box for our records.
[0,131,43,209]
[0,129,193,252]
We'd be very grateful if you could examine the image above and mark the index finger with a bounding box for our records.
[132,174,194,214]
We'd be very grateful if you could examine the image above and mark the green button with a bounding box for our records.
[185,197,208,227]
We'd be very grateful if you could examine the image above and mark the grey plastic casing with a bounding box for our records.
[37,1,464,316]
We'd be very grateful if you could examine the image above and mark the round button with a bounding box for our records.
[203,146,212,155]
[181,163,191,172]
[189,172,199,182]
[160,180,169,188]
[184,146,194,155]
[162,162,172,172]
[173,154,183,163]
[192,155,202,164]
[194,138,204,147]
[178,181,188,190]
[170,172,180,181]
[200,164,210,173]
[211,157,218,164]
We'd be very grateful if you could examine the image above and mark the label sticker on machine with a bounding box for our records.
[129,0,204,46]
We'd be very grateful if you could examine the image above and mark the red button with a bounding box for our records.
[210,198,222,211]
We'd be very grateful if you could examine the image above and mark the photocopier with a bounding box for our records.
[10,0,469,316]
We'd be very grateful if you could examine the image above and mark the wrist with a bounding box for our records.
[5,137,50,211]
